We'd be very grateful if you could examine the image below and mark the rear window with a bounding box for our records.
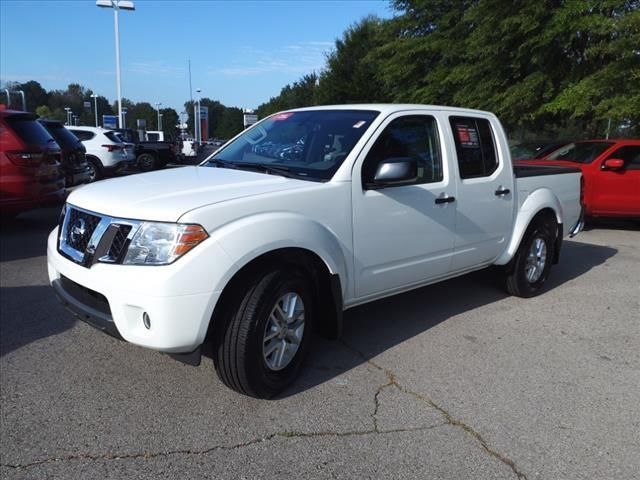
[104,131,123,143]
[43,123,82,149]
[146,132,160,141]
[6,116,55,147]
[70,129,95,142]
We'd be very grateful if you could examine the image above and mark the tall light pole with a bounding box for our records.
[96,0,135,128]
[195,88,202,144]
[159,113,163,131]
[155,102,162,130]
[90,94,98,127]
[64,107,71,125]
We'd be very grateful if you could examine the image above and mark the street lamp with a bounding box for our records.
[159,113,163,131]
[90,94,98,127]
[195,88,202,144]
[64,107,71,125]
[96,0,135,128]
[155,102,162,130]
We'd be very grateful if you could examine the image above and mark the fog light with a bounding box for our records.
[143,312,151,329]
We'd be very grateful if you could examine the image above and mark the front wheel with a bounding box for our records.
[504,217,557,298]
[214,268,314,398]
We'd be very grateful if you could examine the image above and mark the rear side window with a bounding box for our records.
[104,131,123,143]
[146,132,160,141]
[44,124,82,149]
[70,130,95,142]
[5,116,55,147]
[607,146,640,170]
[450,116,498,179]
[363,115,443,185]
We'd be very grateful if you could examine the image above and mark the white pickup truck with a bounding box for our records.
[47,105,583,398]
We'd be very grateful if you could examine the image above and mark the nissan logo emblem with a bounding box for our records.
[70,218,87,244]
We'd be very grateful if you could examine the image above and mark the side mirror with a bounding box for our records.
[366,157,417,189]
[602,158,625,171]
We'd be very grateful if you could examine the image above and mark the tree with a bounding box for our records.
[316,16,392,105]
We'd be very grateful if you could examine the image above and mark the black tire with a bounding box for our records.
[505,217,557,298]
[214,268,314,398]
[137,153,157,172]
[86,158,102,182]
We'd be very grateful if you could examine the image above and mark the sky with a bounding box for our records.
[0,0,394,112]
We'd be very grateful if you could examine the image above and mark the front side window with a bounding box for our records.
[362,115,443,185]
[607,145,640,170]
[206,109,379,182]
[546,141,613,164]
[450,116,498,179]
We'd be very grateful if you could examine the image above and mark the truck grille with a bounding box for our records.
[65,208,101,253]
[58,205,140,267]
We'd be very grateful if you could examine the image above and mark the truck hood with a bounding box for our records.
[67,166,310,222]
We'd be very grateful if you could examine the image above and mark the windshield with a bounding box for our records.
[204,109,379,181]
[546,142,614,163]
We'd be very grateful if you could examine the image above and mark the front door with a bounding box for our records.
[352,113,457,299]
[592,145,640,216]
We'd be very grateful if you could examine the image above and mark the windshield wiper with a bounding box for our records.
[206,158,238,169]
[231,162,299,179]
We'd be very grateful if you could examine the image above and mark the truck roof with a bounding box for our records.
[284,103,496,117]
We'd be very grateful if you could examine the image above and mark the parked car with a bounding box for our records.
[66,126,136,181]
[48,105,583,398]
[39,120,91,187]
[516,139,640,218]
[111,128,178,172]
[0,108,65,216]
[510,141,570,161]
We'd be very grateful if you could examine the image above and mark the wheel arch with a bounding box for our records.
[495,189,563,266]
[208,247,344,342]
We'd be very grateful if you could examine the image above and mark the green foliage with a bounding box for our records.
[184,99,244,140]
[256,0,640,138]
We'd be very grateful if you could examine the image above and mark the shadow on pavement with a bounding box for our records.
[280,239,618,398]
[0,285,75,357]
[0,207,60,263]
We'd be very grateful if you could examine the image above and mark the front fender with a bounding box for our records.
[207,212,350,298]
[494,188,562,266]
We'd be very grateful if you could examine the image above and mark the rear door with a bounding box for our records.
[592,144,640,216]
[448,115,514,271]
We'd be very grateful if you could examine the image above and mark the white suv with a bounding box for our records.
[66,126,136,181]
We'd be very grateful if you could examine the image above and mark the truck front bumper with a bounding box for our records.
[47,227,227,353]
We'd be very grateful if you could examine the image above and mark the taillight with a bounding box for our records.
[580,176,585,206]
[6,151,45,167]
[102,144,123,152]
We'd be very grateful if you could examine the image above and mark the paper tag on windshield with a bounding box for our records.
[272,112,294,121]
[353,120,366,129]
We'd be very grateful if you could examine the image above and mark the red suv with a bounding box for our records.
[0,108,66,216]
[516,139,640,219]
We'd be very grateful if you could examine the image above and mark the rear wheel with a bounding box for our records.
[86,158,102,182]
[505,217,557,298]
[214,268,314,398]
[137,153,157,172]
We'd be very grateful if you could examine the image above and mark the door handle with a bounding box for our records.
[435,196,456,204]
[495,187,511,196]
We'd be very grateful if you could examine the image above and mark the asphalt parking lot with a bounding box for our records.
[1,209,638,480]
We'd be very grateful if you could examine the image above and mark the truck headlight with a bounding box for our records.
[123,222,208,265]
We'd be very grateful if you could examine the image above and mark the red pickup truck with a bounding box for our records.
[516,139,640,219]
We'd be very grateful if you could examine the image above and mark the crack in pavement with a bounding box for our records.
[0,424,447,471]
[339,339,529,480]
